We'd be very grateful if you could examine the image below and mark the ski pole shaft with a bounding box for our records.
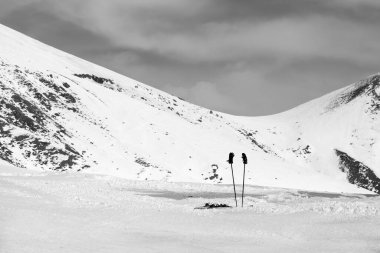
[230,164,238,207]
[242,164,246,207]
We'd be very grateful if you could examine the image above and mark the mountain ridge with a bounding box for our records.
[0,23,379,194]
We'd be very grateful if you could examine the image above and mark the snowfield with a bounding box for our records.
[1,22,380,252]
[1,164,379,253]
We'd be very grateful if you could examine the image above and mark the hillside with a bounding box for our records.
[0,24,379,194]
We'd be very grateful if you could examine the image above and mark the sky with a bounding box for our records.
[0,0,380,116]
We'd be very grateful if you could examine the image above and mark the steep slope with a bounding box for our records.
[0,24,379,194]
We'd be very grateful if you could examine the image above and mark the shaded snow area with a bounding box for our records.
[1,165,379,253]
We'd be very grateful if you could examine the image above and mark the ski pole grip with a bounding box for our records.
[242,153,248,164]
[228,152,234,164]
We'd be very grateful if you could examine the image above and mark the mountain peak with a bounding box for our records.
[325,73,380,112]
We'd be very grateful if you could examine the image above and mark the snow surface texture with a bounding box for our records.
[0,24,380,194]
[1,164,379,253]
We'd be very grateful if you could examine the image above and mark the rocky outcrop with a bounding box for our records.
[335,149,380,194]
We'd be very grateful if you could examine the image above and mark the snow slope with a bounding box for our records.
[0,24,379,194]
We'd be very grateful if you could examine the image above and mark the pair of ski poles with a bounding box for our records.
[228,152,248,207]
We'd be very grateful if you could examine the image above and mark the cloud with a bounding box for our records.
[0,0,41,16]
[1,0,379,115]
[331,0,380,7]
[39,1,380,65]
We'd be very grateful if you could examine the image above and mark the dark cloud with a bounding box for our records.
[0,3,113,57]
[0,0,379,115]
[210,0,380,24]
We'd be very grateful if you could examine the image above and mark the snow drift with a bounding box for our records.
[0,24,379,194]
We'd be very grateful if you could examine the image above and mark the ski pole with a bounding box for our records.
[241,153,248,207]
[228,152,237,207]
[230,164,238,207]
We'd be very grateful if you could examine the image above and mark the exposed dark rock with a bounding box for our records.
[292,145,312,157]
[30,139,50,151]
[11,94,45,124]
[60,93,76,103]
[57,155,77,171]
[39,78,65,93]
[14,134,29,142]
[74,74,114,84]
[44,92,58,103]
[237,128,277,156]
[0,120,10,135]
[135,157,157,168]
[303,145,311,154]
[0,144,14,164]
[204,164,222,183]
[335,149,380,194]
[2,100,37,131]
[327,75,380,111]
[65,144,80,156]
[34,92,52,110]
[0,63,88,171]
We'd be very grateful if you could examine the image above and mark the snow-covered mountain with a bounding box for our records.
[0,24,379,194]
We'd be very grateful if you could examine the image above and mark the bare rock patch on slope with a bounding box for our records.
[335,149,380,194]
